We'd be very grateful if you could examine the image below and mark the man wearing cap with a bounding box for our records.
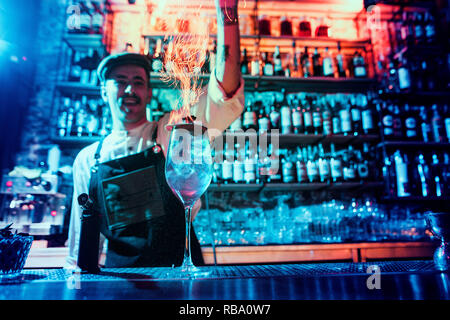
[65,0,244,269]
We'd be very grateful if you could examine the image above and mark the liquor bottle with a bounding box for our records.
[339,102,352,136]
[393,150,411,197]
[280,16,293,36]
[403,104,419,140]
[361,95,375,135]
[318,144,330,183]
[57,97,71,137]
[258,15,271,36]
[303,101,313,134]
[152,38,164,73]
[331,100,342,135]
[431,104,445,143]
[241,48,249,75]
[413,12,425,45]
[280,89,292,134]
[251,43,261,76]
[291,98,304,134]
[410,56,424,91]
[397,54,411,91]
[80,49,93,84]
[222,142,234,184]
[353,51,367,78]
[444,104,450,143]
[262,52,274,76]
[392,104,403,139]
[342,146,356,182]
[300,47,311,78]
[356,149,369,181]
[298,17,312,37]
[269,94,281,130]
[424,12,436,44]
[91,1,104,35]
[257,103,270,134]
[382,153,395,197]
[415,153,431,197]
[242,100,258,131]
[281,150,296,183]
[268,143,282,183]
[312,48,322,77]
[295,147,308,183]
[419,106,431,142]
[430,153,444,197]
[291,41,299,78]
[312,98,323,135]
[322,99,332,136]
[330,143,343,183]
[233,143,245,183]
[322,47,334,78]
[335,42,346,78]
[379,102,394,139]
[244,141,257,184]
[273,46,284,76]
[306,146,319,183]
[387,59,399,93]
[69,51,82,82]
[350,95,362,136]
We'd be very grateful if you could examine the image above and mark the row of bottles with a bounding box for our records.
[233,91,377,136]
[383,149,450,198]
[56,95,111,138]
[64,48,103,85]
[242,43,368,79]
[66,0,105,35]
[212,141,378,185]
[194,198,430,245]
[378,102,450,143]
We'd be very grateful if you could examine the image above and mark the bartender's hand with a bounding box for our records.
[214,0,241,96]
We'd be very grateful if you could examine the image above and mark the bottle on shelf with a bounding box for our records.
[415,153,431,197]
[342,146,356,182]
[295,147,308,183]
[152,38,164,73]
[262,52,274,76]
[257,102,270,134]
[402,103,419,141]
[431,104,445,143]
[321,98,332,136]
[303,99,313,135]
[291,98,304,134]
[330,143,343,183]
[353,51,367,78]
[222,142,234,184]
[244,141,257,184]
[356,149,370,182]
[397,53,411,92]
[268,143,282,183]
[361,95,376,135]
[251,42,261,76]
[57,97,71,137]
[335,41,346,78]
[331,99,342,135]
[300,47,311,78]
[241,48,249,75]
[280,89,292,134]
[281,150,295,183]
[419,105,432,143]
[318,144,330,183]
[393,103,403,140]
[269,94,281,130]
[242,100,258,131]
[430,153,444,197]
[444,104,450,143]
[393,150,411,197]
[312,48,322,77]
[312,98,323,135]
[350,95,362,136]
[273,46,284,76]
[233,143,245,184]
[339,101,352,136]
[306,145,319,183]
[322,47,334,78]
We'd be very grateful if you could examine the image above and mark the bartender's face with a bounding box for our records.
[102,64,152,128]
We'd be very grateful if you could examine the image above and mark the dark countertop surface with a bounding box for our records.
[1,260,449,300]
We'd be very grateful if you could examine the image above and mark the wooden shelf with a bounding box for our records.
[201,241,435,264]
[63,33,104,50]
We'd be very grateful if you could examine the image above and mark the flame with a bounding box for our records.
[148,0,210,126]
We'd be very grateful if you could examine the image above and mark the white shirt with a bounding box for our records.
[65,72,245,268]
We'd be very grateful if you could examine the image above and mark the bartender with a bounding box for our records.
[65,0,244,268]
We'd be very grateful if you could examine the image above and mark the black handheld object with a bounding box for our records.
[77,193,101,273]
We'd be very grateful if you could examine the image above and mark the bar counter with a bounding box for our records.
[1,260,449,300]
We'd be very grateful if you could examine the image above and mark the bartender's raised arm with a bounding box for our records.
[215,0,241,96]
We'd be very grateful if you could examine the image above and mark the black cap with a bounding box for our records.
[97,52,152,83]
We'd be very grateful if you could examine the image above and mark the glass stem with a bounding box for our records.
[183,205,194,269]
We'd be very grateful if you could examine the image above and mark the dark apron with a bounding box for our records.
[88,125,204,268]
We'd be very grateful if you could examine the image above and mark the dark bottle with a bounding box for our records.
[295,147,308,183]
[403,104,419,140]
[335,42,346,78]
[330,143,343,183]
[397,54,411,92]
[280,16,293,36]
[380,102,394,140]
[424,11,436,44]
[281,150,296,183]
[298,17,312,37]
[291,98,304,134]
[393,150,412,197]
[419,105,432,142]
[415,153,431,197]
[312,99,323,135]
[280,88,292,134]
[331,101,342,135]
[273,46,284,76]
[267,143,282,183]
[353,51,367,78]
[312,48,322,77]
[306,146,319,183]
[69,51,82,82]
[242,100,258,131]
[241,48,249,75]
[262,52,274,76]
[387,59,400,93]
[342,146,357,182]
[77,193,100,273]
[301,47,311,78]
[392,104,403,139]
[317,144,330,183]
[339,102,352,136]
[413,12,425,45]
[292,41,300,78]
[356,149,370,182]
[303,101,313,134]
[431,104,445,143]
[350,95,362,136]
[322,100,332,136]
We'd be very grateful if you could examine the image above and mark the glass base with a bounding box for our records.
[164,265,211,279]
